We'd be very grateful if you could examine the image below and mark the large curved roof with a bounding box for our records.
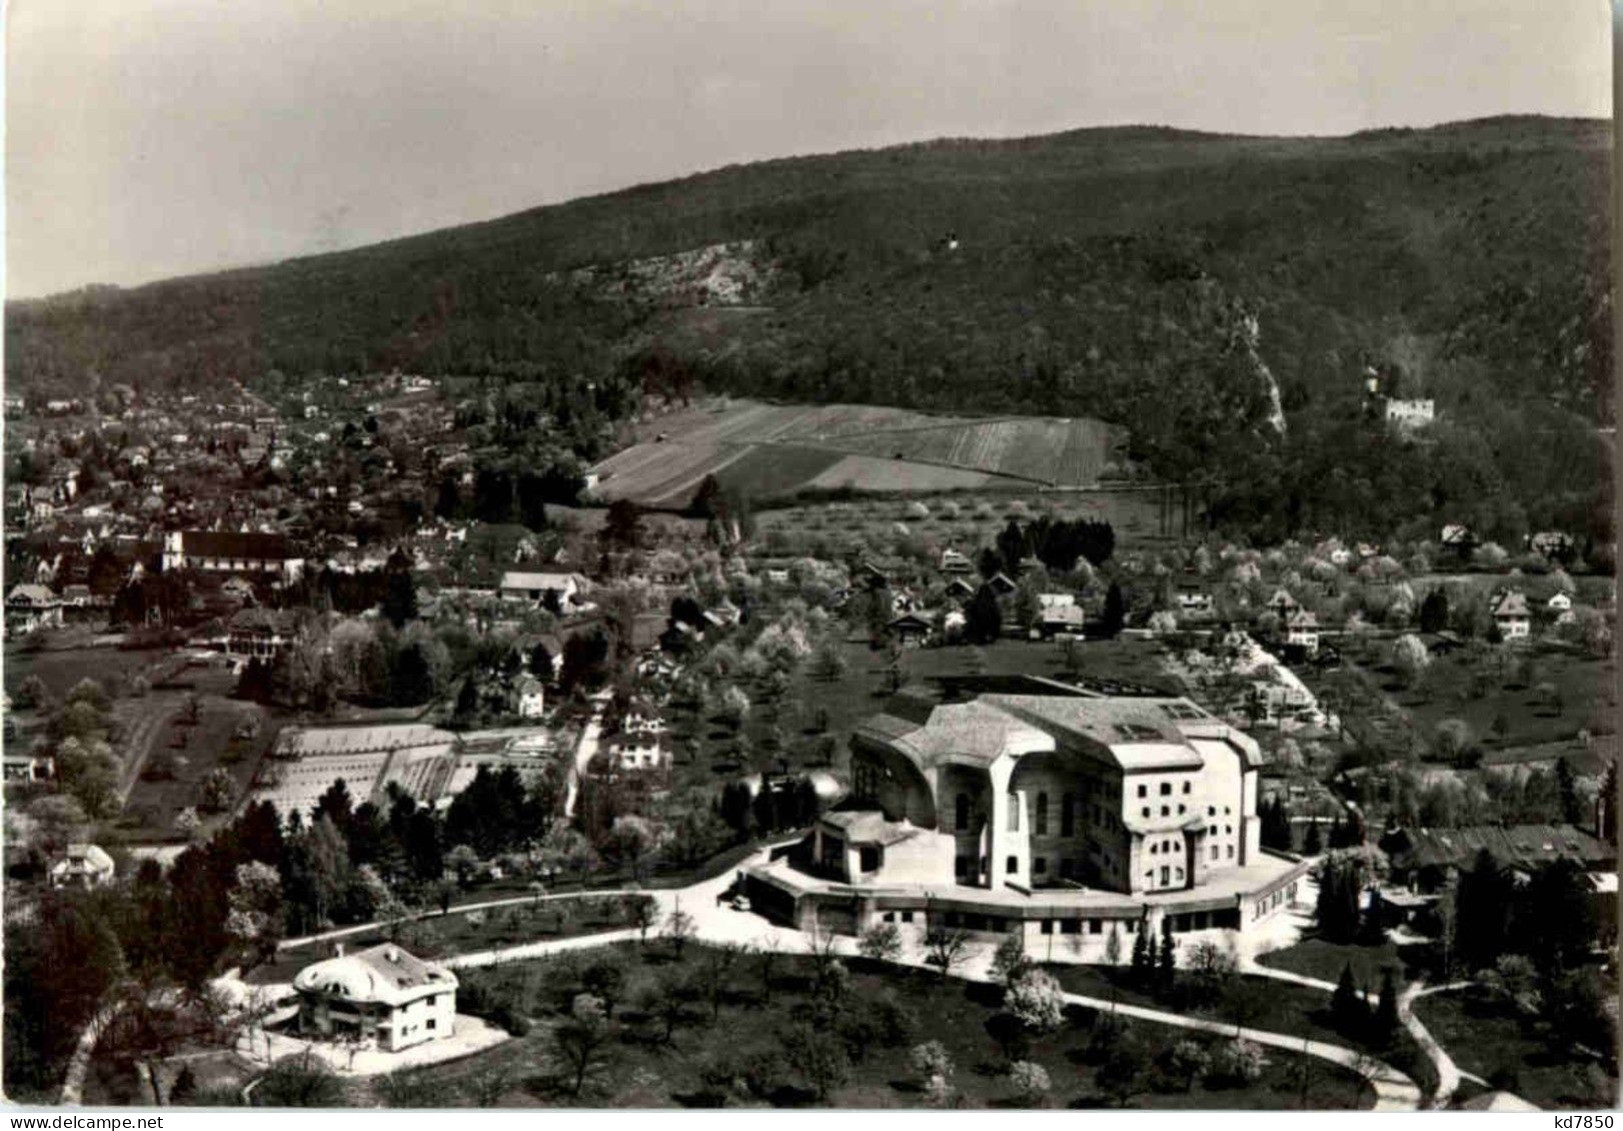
[293,944,456,1007]
[854,685,1258,775]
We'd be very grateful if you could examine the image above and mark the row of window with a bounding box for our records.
[955,791,1121,836]
[1146,864,1185,886]
[1141,804,1188,818]
[1039,918,1139,936]
[1137,780,1193,798]
[954,855,1114,881]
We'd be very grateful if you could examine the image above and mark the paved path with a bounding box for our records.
[1404,981,1491,1106]
[1055,987,1420,1110]
[234,1015,510,1078]
[58,1004,120,1105]
[1241,945,1474,1110]
[277,887,645,950]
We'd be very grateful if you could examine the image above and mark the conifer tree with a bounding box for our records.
[1130,922,1151,984]
[1373,968,1399,1047]
[1157,919,1177,994]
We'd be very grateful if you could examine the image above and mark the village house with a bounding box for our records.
[1380,823,1616,924]
[943,576,976,603]
[1384,398,1435,431]
[1547,591,1576,625]
[1265,587,1300,618]
[513,675,546,719]
[1036,595,1086,639]
[497,570,589,612]
[746,676,1306,950]
[886,611,934,648]
[5,583,64,637]
[939,549,975,576]
[1529,531,1576,560]
[1491,589,1532,640]
[49,844,116,889]
[985,572,1018,598]
[162,530,305,584]
[1175,584,1215,618]
[1440,523,1477,558]
[293,943,458,1052]
[1284,609,1320,656]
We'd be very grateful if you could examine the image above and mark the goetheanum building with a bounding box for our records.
[746,676,1309,955]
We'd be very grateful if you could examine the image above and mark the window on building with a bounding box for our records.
[1149,843,1157,855]
[426,995,436,1007]
[1008,796,1019,831]
[955,855,968,878]
[883,911,896,922]
[1178,804,1186,815]
[1142,807,1150,818]
[1035,857,1047,874]
[1041,919,1054,935]
[1225,825,1232,834]
[1161,806,1170,817]
[1062,793,1075,836]
[1160,866,1170,885]
[1137,784,1147,798]
[1160,782,1172,796]
[1061,919,1081,934]
[1208,805,1216,816]
[1124,920,1137,934]
[956,793,970,830]
[1175,867,1184,881]
[1183,782,1191,794]
[1035,792,1048,835]
[1209,825,1218,836]
[902,910,915,923]
[1227,845,1235,859]
[426,1018,436,1031]
[1089,919,1103,935]
[1211,845,1220,860]
[1006,856,1018,874]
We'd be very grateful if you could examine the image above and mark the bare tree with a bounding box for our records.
[924,925,972,983]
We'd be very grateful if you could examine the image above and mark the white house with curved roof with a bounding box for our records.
[293,943,457,1052]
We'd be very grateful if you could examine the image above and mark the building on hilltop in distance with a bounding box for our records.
[293,943,457,1052]
[162,530,304,584]
[746,676,1308,952]
[1384,398,1435,431]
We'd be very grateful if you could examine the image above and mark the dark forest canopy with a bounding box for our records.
[7,115,1612,546]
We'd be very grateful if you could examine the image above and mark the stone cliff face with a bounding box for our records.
[1239,311,1287,435]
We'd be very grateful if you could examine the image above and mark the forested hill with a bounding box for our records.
[7,115,1613,545]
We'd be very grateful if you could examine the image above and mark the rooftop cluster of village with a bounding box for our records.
[3,374,1616,1112]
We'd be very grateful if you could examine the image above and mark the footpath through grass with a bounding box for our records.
[1412,989,1618,1111]
[1046,962,1437,1100]
[332,942,1372,1109]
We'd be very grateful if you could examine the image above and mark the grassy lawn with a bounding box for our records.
[1388,645,1615,752]
[775,636,1179,772]
[112,674,283,843]
[328,943,1371,1109]
[3,642,167,700]
[1412,989,1618,1111]
[1045,963,1437,1100]
[243,895,650,986]
[1255,937,1415,989]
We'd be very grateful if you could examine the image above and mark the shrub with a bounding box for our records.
[1004,969,1065,1033]
[910,1040,953,1082]
[1007,1060,1051,1106]
[1205,1039,1267,1088]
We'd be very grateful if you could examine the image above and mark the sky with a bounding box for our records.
[6,0,1612,299]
